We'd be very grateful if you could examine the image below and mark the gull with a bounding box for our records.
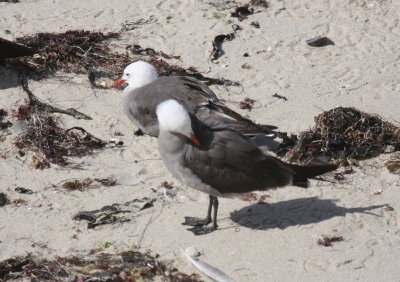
[114,61,278,138]
[156,99,338,232]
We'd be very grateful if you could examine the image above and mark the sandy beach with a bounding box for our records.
[1,0,399,281]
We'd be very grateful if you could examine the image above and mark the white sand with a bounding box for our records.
[1,0,399,281]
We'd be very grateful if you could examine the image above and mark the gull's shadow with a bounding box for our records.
[0,66,20,90]
[230,197,384,230]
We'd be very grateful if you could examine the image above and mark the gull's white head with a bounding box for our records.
[156,99,201,147]
[114,61,159,89]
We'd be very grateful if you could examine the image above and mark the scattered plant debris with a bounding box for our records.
[317,236,344,247]
[102,241,113,249]
[275,133,299,157]
[134,129,144,136]
[241,192,270,204]
[0,109,12,131]
[231,4,254,21]
[62,176,117,191]
[160,181,174,189]
[73,197,155,229]
[250,21,260,28]
[15,187,33,194]
[128,44,181,60]
[272,93,288,101]
[383,204,394,211]
[6,30,238,88]
[386,154,400,174]
[241,192,258,201]
[211,25,241,61]
[0,0,19,3]
[241,63,251,69]
[243,52,250,57]
[62,179,93,191]
[0,251,201,281]
[239,97,256,110]
[288,107,400,163]
[207,0,237,11]
[113,130,124,136]
[109,137,124,146]
[305,36,334,47]
[9,199,26,205]
[13,80,105,168]
[18,78,91,120]
[371,189,383,195]
[251,0,269,8]
[257,194,271,204]
[334,173,345,181]
[95,176,117,186]
[5,30,129,79]
[121,16,156,31]
[156,182,177,201]
[15,108,106,168]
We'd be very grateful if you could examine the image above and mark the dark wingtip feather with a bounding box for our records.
[289,163,338,187]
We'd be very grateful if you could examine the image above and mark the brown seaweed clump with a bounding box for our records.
[4,30,239,89]
[289,107,400,163]
[6,30,130,78]
[317,236,344,247]
[0,252,201,281]
[13,101,105,168]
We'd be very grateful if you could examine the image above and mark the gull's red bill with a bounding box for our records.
[113,78,126,88]
[190,134,201,147]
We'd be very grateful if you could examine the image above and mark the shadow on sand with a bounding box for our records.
[0,66,20,90]
[230,197,384,230]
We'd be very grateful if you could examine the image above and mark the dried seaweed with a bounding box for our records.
[239,97,255,110]
[289,107,400,163]
[250,21,260,28]
[387,153,400,174]
[134,128,145,136]
[128,44,181,60]
[231,4,254,21]
[62,177,117,191]
[305,36,334,47]
[0,251,202,281]
[62,179,94,191]
[6,30,129,79]
[272,93,288,101]
[14,96,105,168]
[73,197,155,229]
[251,0,269,8]
[211,25,241,61]
[0,109,12,130]
[160,181,174,189]
[317,236,344,247]
[5,30,238,88]
[15,187,33,194]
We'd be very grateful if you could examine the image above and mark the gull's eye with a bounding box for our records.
[126,73,130,76]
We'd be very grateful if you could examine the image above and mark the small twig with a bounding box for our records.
[19,75,92,120]
[272,93,288,101]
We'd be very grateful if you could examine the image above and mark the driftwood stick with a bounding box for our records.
[20,75,92,120]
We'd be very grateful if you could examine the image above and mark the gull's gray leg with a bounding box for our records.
[212,196,219,229]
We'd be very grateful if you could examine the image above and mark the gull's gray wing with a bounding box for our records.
[183,122,293,194]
